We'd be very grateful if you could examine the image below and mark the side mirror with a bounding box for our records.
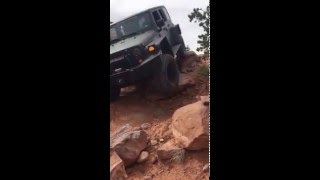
[156,19,165,28]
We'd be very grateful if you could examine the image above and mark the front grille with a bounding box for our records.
[110,47,144,75]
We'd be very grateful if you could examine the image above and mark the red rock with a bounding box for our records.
[137,151,149,163]
[110,150,127,180]
[150,155,158,164]
[141,123,151,129]
[172,101,209,150]
[150,139,158,146]
[185,51,197,57]
[156,139,184,161]
[178,74,196,92]
[144,176,152,180]
[132,126,142,131]
[202,163,209,172]
[111,125,148,167]
[110,124,133,140]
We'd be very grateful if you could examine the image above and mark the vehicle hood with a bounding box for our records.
[110,30,156,54]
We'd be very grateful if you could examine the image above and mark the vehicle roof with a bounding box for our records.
[110,6,165,26]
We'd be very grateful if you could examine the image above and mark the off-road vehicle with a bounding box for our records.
[110,6,186,100]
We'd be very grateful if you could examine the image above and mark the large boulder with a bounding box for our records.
[110,150,127,180]
[172,99,209,150]
[110,124,148,167]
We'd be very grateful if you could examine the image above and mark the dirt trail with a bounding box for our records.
[110,54,209,180]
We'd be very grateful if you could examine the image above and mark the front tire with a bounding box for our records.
[152,54,180,95]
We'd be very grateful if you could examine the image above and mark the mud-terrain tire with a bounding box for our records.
[152,54,180,95]
[110,87,120,101]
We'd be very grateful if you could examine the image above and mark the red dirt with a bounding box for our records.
[110,57,209,180]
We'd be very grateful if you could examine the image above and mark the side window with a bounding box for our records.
[110,28,117,40]
[163,8,171,21]
[159,9,167,21]
[120,25,125,35]
[152,11,161,21]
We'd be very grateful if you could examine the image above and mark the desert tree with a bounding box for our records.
[188,4,210,54]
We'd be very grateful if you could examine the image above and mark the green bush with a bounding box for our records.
[198,65,209,76]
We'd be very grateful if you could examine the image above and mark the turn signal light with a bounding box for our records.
[148,45,155,52]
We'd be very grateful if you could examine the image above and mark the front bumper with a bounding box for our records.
[110,53,162,88]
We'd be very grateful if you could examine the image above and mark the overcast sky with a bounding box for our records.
[110,0,209,53]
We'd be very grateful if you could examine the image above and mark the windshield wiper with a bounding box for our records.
[110,38,122,44]
[125,31,141,38]
[110,32,141,44]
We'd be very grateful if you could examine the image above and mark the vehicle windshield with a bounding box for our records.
[110,12,153,43]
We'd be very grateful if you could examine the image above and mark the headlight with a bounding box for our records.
[132,47,143,64]
[132,48,142,57]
